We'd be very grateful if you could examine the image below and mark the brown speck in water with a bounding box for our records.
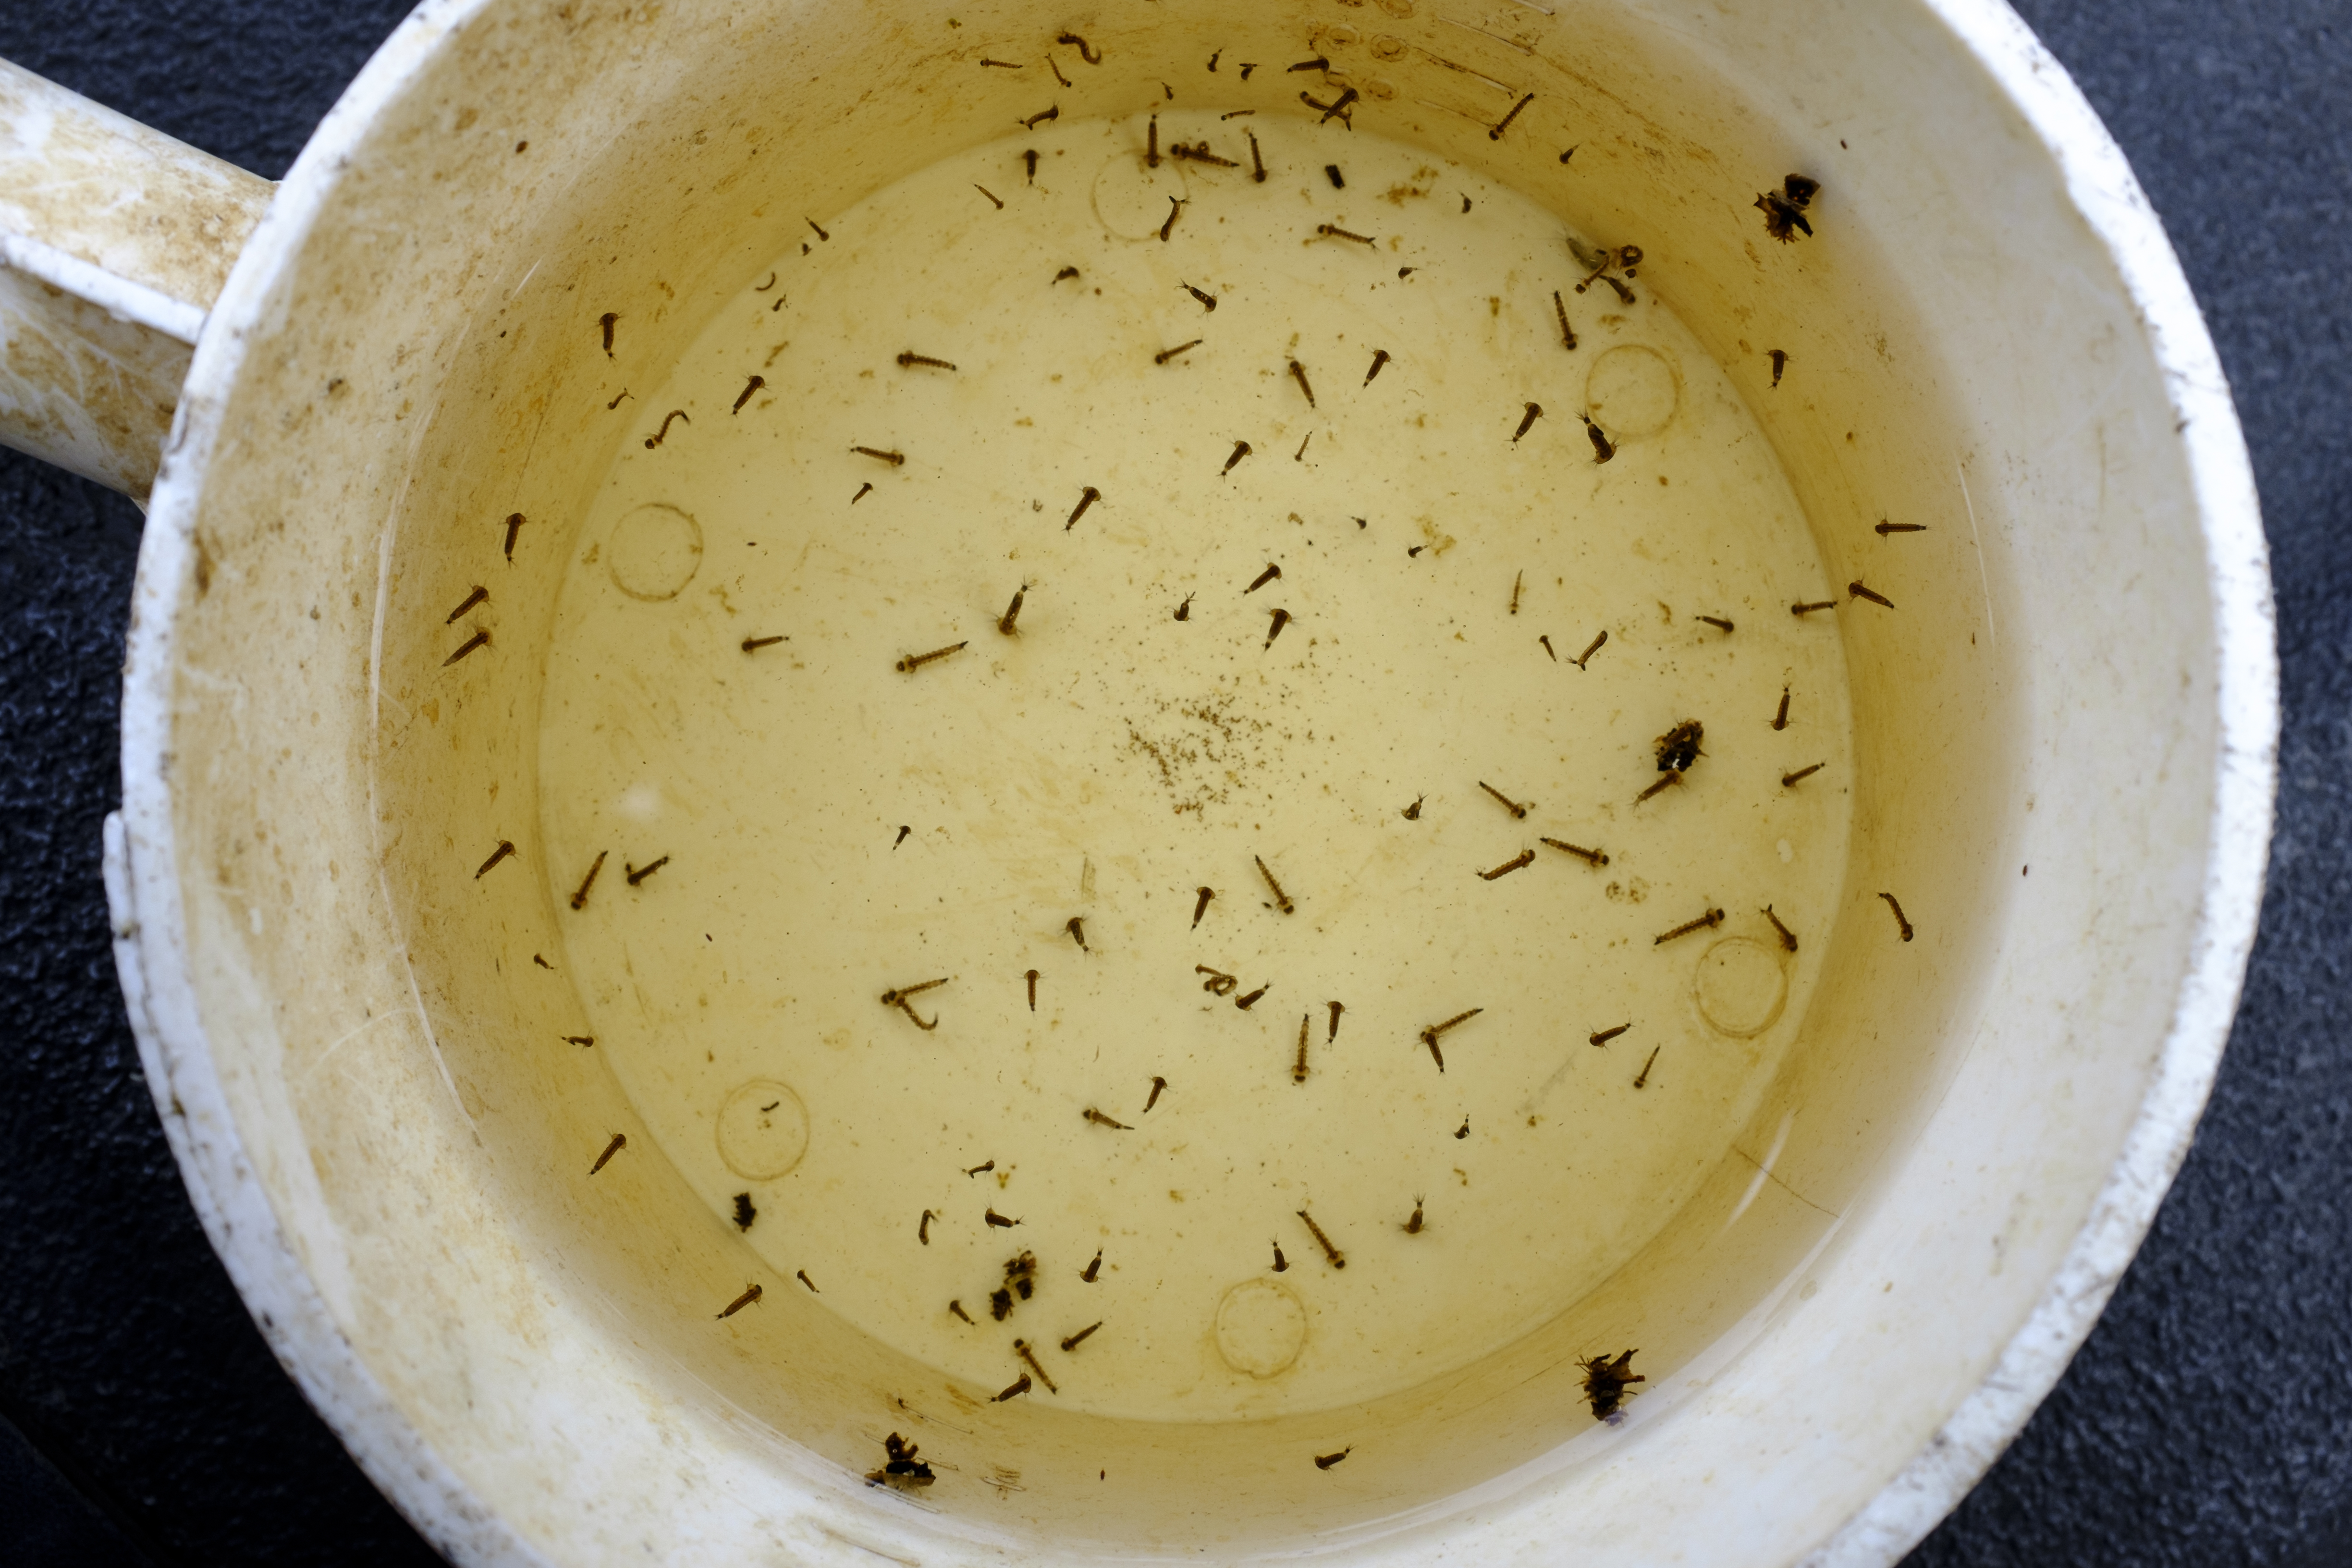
[475,841,515,879]
[1879,892,1916,942]
[533,954,554,970]
[1455,1117,1470,1140]
[1654,908,1725,945]
[569,851,608,910]
[717,1283,762,1318]
[589,1132,625,1175]
[1579,1349,1646,1420]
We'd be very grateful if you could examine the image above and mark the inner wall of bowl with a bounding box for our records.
[158,0,2218,1558]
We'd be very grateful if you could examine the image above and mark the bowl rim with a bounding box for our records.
[105,1,2278,1564]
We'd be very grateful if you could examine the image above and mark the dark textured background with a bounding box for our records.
[0,1,2342,1562]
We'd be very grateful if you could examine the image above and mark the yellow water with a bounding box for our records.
[537,110,1852,1421]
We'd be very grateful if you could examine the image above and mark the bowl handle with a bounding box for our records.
[0,59,272,498]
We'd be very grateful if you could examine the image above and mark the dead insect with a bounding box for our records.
[1155,339,1202,365]
[895,641,968,674]
[1773,687,1791,729]
[1294,1013,1311,1084]
[717,1283,762,1318]
[625,855,669,886]
[727,1195,757,1234]
[1790,600,1837,616]
[1768,348,1789,387]
[1160,196,1184,242]
[897,351,958,371]
[1876,519,1928,535]
[993,1374,1032,1403]
[1067,485,1102,529]
[1197,965,1239,996]
[1254,854,1296,914]
[1315,1449,1353,1470]
[1633,1046,1660,1088]
[742,635,786,652]
[1553,290,1578,350]
[1762,905,1799,952]
[643,409,690,449]
[1235,985,1269,1010]
[502,512,525,560]
[1781,762,1825,787]
[589,1132,626,1175]
[1579,413,1617,463]
[1573,630,1606,668]
[853,445,906,466]
[1578,1348,1646,1421]
[1849,581,1896,609]
[1014,1339,1059,1393]
[569,851,608,911]
[1755,174,1820,243]
[1272,1239,1289,1272]
[1084,1107,1131,1129]
[1288,359,1317,407]
[1879,892,1915,942]
[446,586,488,624]
[1654,908,1725,945]
[1403,1199,1425,1234]
[1067,916,1089,951]
[1488,91,1534,140]
[733,375,766,413]
[1420,1007,1482,1072]
[1479,781,1532,819]
[1185,282,1218,311]
[866,1432,935,1489]
[1061,1322,1103,1352]
[599,312,618,355]
[1316,223,1376,245]
[1481,850,1536,881]
[1146,1076,1168,1112]
[443,629,491,666]
[1297,1209,1347,1269]
[1082,1250,1103,1283]
[986,1209,1021,1228]
[476,841,516,879]
[919,1209,935,1244]
[1655,720,1705,774]
[1590,1022,1631,1047]
[1513,402,1544,443]
[988,1289,1012,1320]
[1005,1251,1038,1298]
[1542,838,1609,867]
[949,1299,975,1323]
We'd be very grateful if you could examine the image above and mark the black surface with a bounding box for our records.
[0,2,2344,1564]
